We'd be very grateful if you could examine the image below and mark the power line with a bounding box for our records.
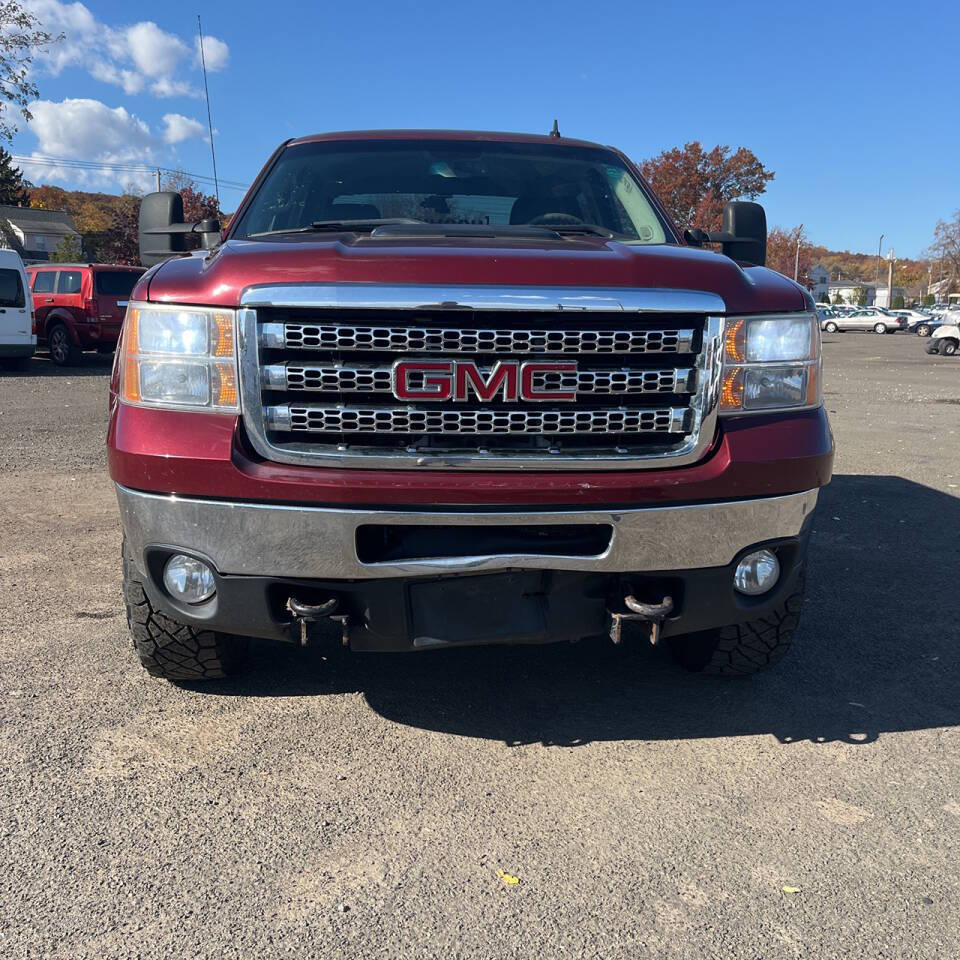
[11,154,249,192]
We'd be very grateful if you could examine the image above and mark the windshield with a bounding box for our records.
[231,139,671,243]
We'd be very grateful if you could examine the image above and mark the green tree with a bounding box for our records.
[52,232,82,262]
[0,2,62,143]
[833,292,845,305]
[923,294,935,306]
[891,294,905,309]
[0,146,26,204]
[855,287,868,306]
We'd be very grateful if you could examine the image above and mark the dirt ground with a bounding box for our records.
[1,333,958,959]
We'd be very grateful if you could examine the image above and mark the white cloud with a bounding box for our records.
[20,97,158,191]
[24,1,227,100]
[162,113,206,145]
[125,21,188,78]
[195,34,229,72]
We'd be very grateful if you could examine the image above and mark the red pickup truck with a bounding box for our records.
[108,130,833,681]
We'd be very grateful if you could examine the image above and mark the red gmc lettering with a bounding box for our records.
[392,360,453,401]
[454,361,519,401]
[392,360,577,402]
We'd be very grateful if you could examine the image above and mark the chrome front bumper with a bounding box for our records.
[116,484,818,581]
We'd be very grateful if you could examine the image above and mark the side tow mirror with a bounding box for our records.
[138,191,221,266]
[707,201,767,267]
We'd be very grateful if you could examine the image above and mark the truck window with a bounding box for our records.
[95,272,140,297]
[0,268,24,307]
[32,271,55,293]
[57,270,82,294]
[232,139,670,244]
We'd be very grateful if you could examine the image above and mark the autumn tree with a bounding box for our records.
[0,2,62,142]
[765,226,813,287]
[0,145,27,204]
[927,210,960,293]
[99,194,141,265]
[640,142,774,233]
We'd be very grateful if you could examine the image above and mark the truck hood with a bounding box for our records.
[143,235,808,314]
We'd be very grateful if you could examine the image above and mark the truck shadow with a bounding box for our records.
[0,353,114,377]
[200,474,960,747]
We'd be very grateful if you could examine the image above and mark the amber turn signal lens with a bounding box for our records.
[724,319,745,363]
[121,308,140,402]
[213,361,238,407]
[213,313,235,357]
[720,367,744,411]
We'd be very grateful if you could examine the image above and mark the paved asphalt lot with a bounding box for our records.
[1,332,958,959]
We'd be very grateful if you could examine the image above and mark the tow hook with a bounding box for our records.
[607,594,674,646]
[286,597,339,646]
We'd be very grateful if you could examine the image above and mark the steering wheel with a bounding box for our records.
[529,213,584,226]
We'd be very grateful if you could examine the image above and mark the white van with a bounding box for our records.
[0,249,34,368]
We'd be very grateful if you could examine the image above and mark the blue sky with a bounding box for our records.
[15,0,959,258]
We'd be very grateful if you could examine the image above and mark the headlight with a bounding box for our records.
[120,303,239,412]
[720,313,821,415]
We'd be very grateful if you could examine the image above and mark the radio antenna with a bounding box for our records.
[197,15,220,208]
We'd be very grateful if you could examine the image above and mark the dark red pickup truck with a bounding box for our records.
[108,130,833,681]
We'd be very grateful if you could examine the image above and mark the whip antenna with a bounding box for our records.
[197,16,220,208]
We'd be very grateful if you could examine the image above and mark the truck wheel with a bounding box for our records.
[670,581,804,676]
[940,339,958,356]
[873,322,887,334]
[824,321,838,333]
[48,324,81,366]
[122,542,247,680]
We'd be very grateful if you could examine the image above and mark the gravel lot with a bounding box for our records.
[1,333,959,959]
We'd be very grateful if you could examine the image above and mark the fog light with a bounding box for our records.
[734,549,780,595]
[163,554,216,604]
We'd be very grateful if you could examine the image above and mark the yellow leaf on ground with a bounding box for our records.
[497,869,520,886]
[782,885,802,894]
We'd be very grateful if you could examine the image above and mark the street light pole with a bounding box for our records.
[794,224,804,281]
[875,233,884,286]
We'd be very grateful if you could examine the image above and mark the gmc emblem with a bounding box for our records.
[391,359,578,402]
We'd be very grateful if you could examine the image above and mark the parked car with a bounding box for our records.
[819,307,907,334]
[0,249,34,369]
[895,310,941,336]
[927,323,959,356]
[27,263,145,366]
[109,128,833,682]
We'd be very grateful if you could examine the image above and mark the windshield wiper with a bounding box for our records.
[247,218,425,238]
[546,224,617,239]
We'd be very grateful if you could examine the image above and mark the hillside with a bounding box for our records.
[806,243,929,294]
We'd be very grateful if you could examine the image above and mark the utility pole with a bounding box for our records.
[156,169,161,192]
[875,233,884,286]
[794,224,804,281]
[887,248,895,309]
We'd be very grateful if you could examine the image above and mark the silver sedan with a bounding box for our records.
[820,308,907,334]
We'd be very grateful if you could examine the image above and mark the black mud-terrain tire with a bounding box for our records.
[671,580,805,676]
[122,542,247,680]
[940,339,958,356]
[48,324,81,366]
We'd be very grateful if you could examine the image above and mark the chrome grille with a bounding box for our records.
[238,285,725,470]
[266,363,695,395]
[270,405,687,435]
[262,321,695,355]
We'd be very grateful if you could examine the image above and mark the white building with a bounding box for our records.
[0,205,81,263]
[874,285,906,309]
[828,280,876,306]
[809,265,830,302]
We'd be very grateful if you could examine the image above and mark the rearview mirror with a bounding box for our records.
[138,191,221,267]
[708,201,767,267]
